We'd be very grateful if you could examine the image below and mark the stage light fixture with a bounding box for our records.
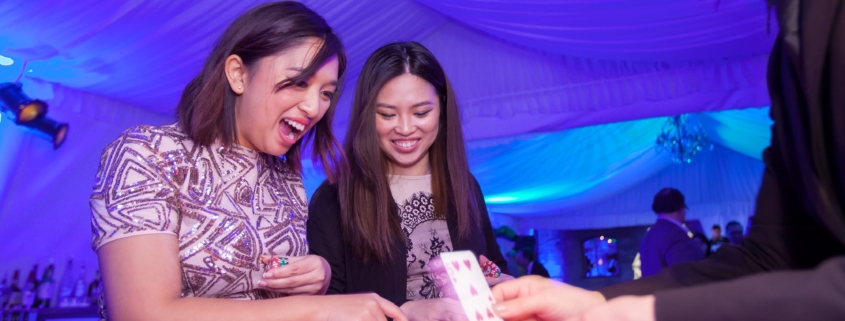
[0,82,47,124]
[0,82,69,149]
[20,117,69,149]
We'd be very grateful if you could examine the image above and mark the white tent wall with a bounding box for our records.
[0,82,170,281]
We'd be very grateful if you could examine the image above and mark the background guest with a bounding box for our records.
[726,221,745,246]
[516,248,549,277]
[494,226,522,277]
[638,188,704,277]
[709,225,729,253]
[692,233,712,258]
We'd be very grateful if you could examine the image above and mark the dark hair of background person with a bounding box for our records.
[726,221,743,231]
[333,41,480,263]
[652,187,687,214]
[494,226,518,241]
[176,1,347,177]
[692,232,712,257]
[519,247,536,262]
[712,224,721,231]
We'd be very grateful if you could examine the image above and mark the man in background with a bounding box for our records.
[516,248,549,277]
[726,221,745,246]
[494,226,522,277]
[638,188,704,277]
[709,224,729,253]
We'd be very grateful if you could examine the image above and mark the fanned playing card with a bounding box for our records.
[439,251,503,321]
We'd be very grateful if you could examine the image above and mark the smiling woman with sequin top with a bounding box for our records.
[89,2,406,321]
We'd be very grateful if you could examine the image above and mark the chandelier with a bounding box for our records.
[655,114,712,164]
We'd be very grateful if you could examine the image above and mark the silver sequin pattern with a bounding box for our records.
[90,123,309,317]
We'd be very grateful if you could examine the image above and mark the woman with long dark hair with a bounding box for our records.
[308,41,511,320]
[90,2,404,320]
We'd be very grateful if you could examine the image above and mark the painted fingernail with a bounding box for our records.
[493,304,506,312]
[258,280,267,287]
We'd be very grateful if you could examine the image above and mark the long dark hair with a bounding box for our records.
[177,1,346,178]
[334,41,479,263]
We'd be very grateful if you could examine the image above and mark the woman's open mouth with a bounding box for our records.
[279,118,308,144]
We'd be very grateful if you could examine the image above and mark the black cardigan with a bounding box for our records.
[307,177,508,307]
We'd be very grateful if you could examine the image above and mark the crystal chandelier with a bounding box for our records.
[655,114,712,164]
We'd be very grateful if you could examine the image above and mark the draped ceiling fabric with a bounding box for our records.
[417,0,775,61]
[0,0,777,271]
[0,0,775,137]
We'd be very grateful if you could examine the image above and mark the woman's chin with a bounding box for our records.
[257,142,291,157]
[269,146,291,157]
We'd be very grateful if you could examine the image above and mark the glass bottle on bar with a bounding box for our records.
[87,270,100,307]
[56,258,74,308]
[36,259,55,308]
[7,270,22,320]
[21,264,38,309]
[0,272,8,320]
[1,272,8,310]
[72,264,88,307]
[20,266,38,321]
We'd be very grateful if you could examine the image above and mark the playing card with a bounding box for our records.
[439,251,503,321]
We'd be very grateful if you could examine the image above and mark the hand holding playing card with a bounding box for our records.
[479,255,514,287]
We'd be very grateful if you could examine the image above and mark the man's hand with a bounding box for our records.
[492,276,606,320]
[573,295,655,321]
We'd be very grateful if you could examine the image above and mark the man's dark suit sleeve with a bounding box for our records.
[306,181,347,294]
[655,256,845,320]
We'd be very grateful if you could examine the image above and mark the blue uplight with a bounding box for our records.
[485,196,519,203]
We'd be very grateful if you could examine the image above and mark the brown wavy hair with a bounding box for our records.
[334,42,479,263]
[176,1,346,178]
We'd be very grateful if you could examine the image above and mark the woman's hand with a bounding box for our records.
[479,255,514,287]
[259,255,330,295]
[486,273,515,287]
[318,293,408,321]
[400,298,468,321]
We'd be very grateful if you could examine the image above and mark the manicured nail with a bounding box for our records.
[493,304,506,312]
[263,272,271,278]
[258,280,267,287]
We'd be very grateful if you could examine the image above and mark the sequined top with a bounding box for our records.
[90,124,309,307]
[390,174,454,301]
